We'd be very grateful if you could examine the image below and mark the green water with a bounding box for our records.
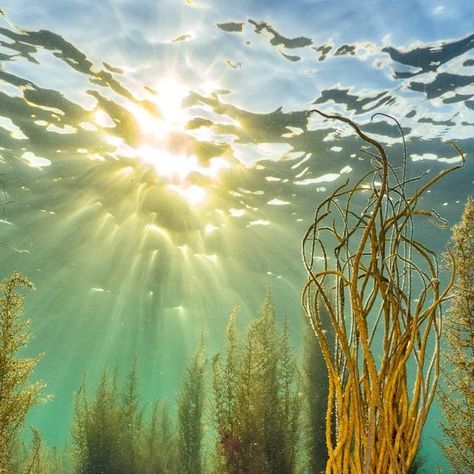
[0,1,473,471]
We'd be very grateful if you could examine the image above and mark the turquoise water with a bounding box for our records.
[0,1,473,471]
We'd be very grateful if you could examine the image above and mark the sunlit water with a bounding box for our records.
[0,1,473,470]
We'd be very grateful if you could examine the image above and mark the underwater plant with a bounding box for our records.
[301,110,464,472]
[141,400,176,474]
[176,341,207,474]
[0,272,46,474]
[21,428,46,474]
[16,428,69,474]
[302,308,333,473]
[439,197,474,473]
[211,293,301,474]
[72,366,144,474]
[72,362,180,474]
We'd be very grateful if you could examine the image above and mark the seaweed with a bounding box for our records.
[72,365,145,474]
[438,197,474,473]
[301,110,464,472]
[176,341,207,474]
[211,293,302,473]
[0,273,46,474]
[141,400,176,474]
[71,348,208,474]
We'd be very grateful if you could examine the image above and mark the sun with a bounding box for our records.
[153,76,189,125]
[122,75,227,206]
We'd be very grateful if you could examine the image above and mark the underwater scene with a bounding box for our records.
[0,0,473,472]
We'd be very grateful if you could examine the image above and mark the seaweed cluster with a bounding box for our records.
[211,296,301,473]
[69,294,331,473]
[439,197,474,473]
[0,286,331,473]
[72,364,176,474]
[301,110,464,472]
[0,273,46,474]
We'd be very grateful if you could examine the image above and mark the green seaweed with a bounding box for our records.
[439,197,474,473]
[211,292,301,473]
[3,269,443,473]
[72,365,144,474]
[141,400,176,474]
[0,273,46,474]
[176,341,207,474]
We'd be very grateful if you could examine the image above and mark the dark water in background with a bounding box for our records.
[0,1,473,469]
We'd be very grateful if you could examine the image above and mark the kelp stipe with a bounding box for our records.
[438,197,474,473]
[176,340,207,474]
[301,110,464,473]
[211,293,301,473]
[0,273,46,474]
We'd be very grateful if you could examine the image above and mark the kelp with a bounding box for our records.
[1,264,437,472]
[72,366,180,474]
[141,400,176,474]
[72,364,150,474]
[301,110,464,473]
[71,351,208,474]
[16,429,69,474]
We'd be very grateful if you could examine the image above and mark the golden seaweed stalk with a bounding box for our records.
[301,110,464,473]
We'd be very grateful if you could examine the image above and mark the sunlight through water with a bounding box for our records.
[0,0,473,471]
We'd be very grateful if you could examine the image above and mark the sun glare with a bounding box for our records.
[122,74,227,206]
[119,76,199,205]
[154,77,189,124]
[167,183,207,205]
[138,146,197,181]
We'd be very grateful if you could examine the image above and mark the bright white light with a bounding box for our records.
[205,224,218,233]
[154,76,189,124]
[167,184,207,206]
[267,198,290,206]
[94,109,114,128]
[123,74,229,206]
[21,152,51,169]
[139,146,198,180]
